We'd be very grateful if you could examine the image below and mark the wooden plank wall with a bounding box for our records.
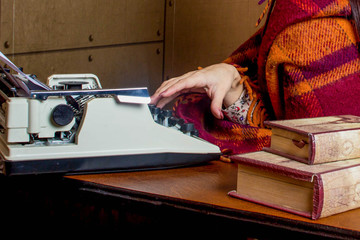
[0,0,164,94]
[0,0,264,95]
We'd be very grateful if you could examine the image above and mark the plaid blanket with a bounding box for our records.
[174,0,360,155]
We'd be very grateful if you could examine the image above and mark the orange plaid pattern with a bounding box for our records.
[174,0,360,155]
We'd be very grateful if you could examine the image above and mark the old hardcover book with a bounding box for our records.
[263,115,360,164]
[228,151,360,219]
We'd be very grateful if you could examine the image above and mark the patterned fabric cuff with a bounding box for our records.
[222,88,252,125]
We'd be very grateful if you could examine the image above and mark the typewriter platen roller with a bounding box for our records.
[0,69,221,175]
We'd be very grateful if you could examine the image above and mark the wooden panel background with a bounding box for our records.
[0,0,165,94]
[0,0,265,95]
[0,0,164,53]
[164,0,265,79]
[11,43,163,94]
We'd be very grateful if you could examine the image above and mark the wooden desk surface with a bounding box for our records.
[67,160,360,238]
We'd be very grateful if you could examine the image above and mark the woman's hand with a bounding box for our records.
[150,63,243,119]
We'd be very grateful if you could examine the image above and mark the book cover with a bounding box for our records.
[263,115,360,164]
[229,151,360,219]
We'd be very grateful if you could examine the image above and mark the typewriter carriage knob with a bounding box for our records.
[51,104,74,126]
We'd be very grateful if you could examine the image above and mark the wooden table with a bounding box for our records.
[65,160,360,239]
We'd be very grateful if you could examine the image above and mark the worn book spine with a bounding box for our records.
[229,153,360,219]
[264,126,360,165]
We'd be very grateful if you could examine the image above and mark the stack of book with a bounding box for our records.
[228,115,360,219]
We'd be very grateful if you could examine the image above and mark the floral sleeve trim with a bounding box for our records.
[222,87,254,125]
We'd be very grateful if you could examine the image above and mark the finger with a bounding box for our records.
[155,71,197,95]
[210,95,225,119]
[208,86,229,119]
[150,81,177,105]
[160,74,206,98]
[156,91,182,108]
[157,87,206,108]
[150,78,179,104]
[150,71,197,105]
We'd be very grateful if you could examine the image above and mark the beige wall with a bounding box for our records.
[0,0,264,95]
[164,0,264,80]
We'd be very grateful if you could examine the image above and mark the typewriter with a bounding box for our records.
[0,56,221,176]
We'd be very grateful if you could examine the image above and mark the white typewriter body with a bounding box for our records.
[0,72,221,175]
